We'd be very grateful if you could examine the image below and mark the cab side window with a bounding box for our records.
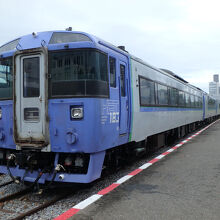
[120,64,126,96]
[109,57,116,87]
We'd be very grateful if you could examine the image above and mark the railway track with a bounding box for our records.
[0,180,14,188]
[0,187,31,203]
[0,184,76,220]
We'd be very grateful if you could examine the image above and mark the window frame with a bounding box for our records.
[139,75,156,106]
[157,83,169,106]
[48,48,109,99]
[178,90,186,107]
[169,87,179,106]
[109,56,116,88]
[138,75,203,109]
[185,93,191,108]
[0,57,13,100]
[23,57,40,98]
[120,64,126,97]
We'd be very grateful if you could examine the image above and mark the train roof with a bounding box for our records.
[0,30,211,97]
[160,69,188,83]
[0,30,130,54]
[0,31,95,54]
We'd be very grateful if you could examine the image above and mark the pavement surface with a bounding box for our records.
[71,121,220,220]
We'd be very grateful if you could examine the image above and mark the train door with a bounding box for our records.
[119,61,128,135]
[14,50,48,147]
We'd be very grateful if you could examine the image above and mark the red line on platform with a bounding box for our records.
[98,183,120,195]
[128,168,143,176]
[172,146,178,150]
[148,158,159,164]
[162,152,170,156]
[53,208,80,220]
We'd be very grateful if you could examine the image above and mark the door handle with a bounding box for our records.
[39,95,42,102]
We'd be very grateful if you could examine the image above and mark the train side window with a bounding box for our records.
[120,64,126,96]
[0,58,13,100]
[191,95,195,108]
[185,93,191,107]
[195,96,199,108]
[139,77,155,105]
[157,84,168,105]
[169,87,178,106]
[109,57,116,87]
[199,97,202,108]
[178,91,185,107]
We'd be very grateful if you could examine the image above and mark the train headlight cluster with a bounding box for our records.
[0,108,2,119]
[71,107,83,119]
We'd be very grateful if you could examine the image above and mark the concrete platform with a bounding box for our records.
[70,121,220,220]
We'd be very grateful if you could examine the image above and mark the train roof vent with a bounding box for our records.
[196,87,202,91]
[160,68,188,83]
[65,27,72,31]
[118,45,128,52]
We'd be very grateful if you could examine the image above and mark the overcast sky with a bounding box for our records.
[1,0,220,92]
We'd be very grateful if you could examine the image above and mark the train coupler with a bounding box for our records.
[7,154,20,184]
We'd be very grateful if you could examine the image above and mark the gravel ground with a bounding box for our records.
[0,175,27,219]
[0,174,13,184]
[0,175,26,197]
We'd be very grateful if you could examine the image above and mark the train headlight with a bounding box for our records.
[0,108,2,119]
[71,107,83,119]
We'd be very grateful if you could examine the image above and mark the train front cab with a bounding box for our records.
[0,32,132,184]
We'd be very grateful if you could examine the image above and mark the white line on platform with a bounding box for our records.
[139,163,152,170]
[116,175,133,184]
[73,194,103,210]
[155,155,165,159]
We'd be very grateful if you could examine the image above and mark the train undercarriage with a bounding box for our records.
[0,116,218,186]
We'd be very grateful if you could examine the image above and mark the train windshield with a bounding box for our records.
[0,58,13,100]
[49,49,108,97]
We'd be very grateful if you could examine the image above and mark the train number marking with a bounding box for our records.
[110,112,119,123]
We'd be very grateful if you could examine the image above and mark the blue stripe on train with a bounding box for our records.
[140,107,202,112]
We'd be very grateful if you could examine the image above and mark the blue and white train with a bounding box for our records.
[0,30,219,184]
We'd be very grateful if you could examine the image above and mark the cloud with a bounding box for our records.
[0,0,219,92]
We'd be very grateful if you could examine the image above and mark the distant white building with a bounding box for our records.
[213,74,219,83]
[209,74,220,99]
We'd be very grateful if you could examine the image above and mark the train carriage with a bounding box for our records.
[129,58,204,142]
[0,30,219,184]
